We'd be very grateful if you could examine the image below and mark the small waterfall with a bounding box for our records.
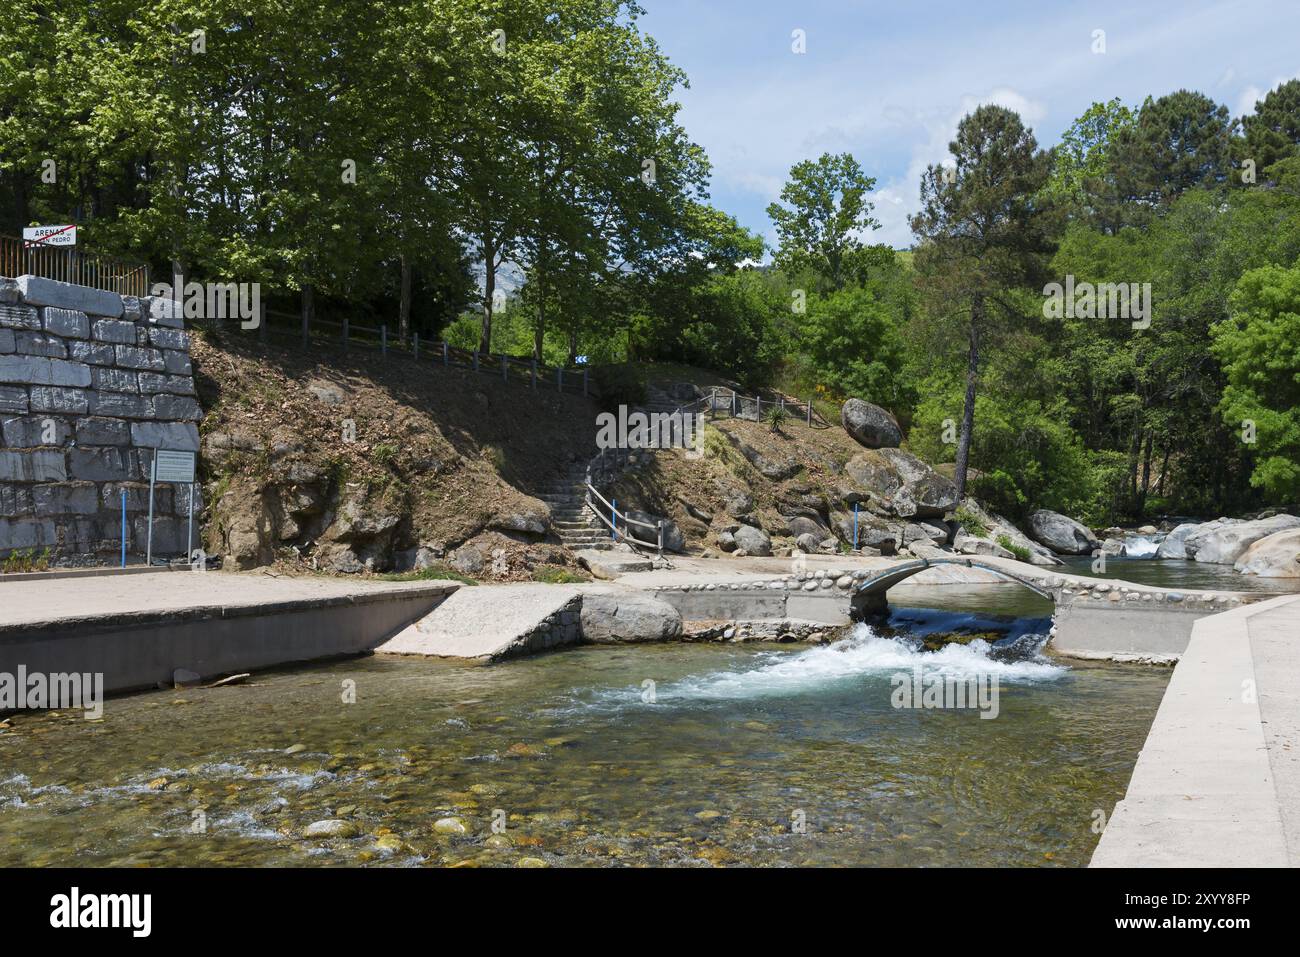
[1122,535,1162,559]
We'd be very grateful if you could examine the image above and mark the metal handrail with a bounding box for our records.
[583,480,663,556]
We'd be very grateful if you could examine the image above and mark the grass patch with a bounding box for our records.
[532,564,588,584]
[955,506,989,538]
[996,534,1031,562]
[380,563,478,585]
[2,547,51,574]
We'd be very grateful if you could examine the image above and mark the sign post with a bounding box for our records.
[146,449,197,565]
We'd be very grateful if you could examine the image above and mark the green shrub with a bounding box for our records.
[762,403,790,433]
[996,534,1031,563]
[955,506,988,538]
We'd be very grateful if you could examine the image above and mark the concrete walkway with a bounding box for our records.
[376,583,595,661]
[1091,594,1300,867]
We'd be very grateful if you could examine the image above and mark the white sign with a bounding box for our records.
[154,449,196,483]
[23,224,77,247]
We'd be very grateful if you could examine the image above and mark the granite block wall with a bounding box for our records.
[0,275,202,562]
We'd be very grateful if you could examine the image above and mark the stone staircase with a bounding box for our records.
[640,384,683,416]
[537,463,614,551]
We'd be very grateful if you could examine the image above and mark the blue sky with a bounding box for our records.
[637,0,1300,250]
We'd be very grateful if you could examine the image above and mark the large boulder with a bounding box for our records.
[786,515,828,540]
[843,448,957,518]
[623,510,685,552]
[1027,509,1099,555]
[580,593,682,643]
[1154,521,1201,559]
[1234,528,1300,577]
[953,531,1015,559]
[841,399,902,449]
[732,524,772,556]
[1186,514,1300,565]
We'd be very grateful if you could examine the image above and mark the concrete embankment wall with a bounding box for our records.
[0,575,456,695]
[649,580,852,625]
[1091,594,1300,867]
[1050,600,1211,660]
[1,275,200,560]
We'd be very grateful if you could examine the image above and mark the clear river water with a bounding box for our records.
[0,581,1171,868]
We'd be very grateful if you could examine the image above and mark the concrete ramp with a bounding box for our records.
[375,584,584,662]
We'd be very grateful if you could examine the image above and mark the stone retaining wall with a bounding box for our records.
[0,275,200,562]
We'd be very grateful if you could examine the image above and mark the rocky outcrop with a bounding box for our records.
[841,398,902,449]
[1234,528,1300,577]
[732,523,772,556]
[953,531,1014,559]
[1186,514,1300,565]
[1153,522,1197,559]
[624,509,685,552]
[1027,509,1099,555]
[580,592,683,643]
[842,448,957,519]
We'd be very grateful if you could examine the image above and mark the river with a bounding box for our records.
[0,583,1169,868]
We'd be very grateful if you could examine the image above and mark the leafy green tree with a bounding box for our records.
[910,105,1057,500]
[1045,98,1136,211]
[1212,263,1300,500]
[766,152,879,291]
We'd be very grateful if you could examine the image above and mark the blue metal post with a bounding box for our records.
[120,489,127,567]
[611,498,617,540]
[853,502,859,550]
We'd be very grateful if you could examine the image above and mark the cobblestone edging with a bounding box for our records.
[0,275,200,562]
[513,596,584,656]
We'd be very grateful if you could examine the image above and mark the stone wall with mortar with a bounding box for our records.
[0,275,201,562]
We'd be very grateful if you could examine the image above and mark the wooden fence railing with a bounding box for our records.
[1,234,150,297]
[254,307,591,396]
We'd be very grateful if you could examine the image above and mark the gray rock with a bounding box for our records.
[162,349,192,375]
[787,515,828,539]
[580,592,683,643]
[717,529,737,552]
[0,279,18,305]
[15,332,66,357]
[1027,509,1099,555]
[733,524,772,556]
[91,366,139,393]
[147,327,190,351]
[723,489,754,518]
[0,329,13,353]
[953,531,1015,558]
[28,386,88,415]
[41,308,90,339]
[67,447,132,481]
[2,415,71,447]
[0,355,91,388]
[0,304,41,330]
[489,507,550,537]
[623,509,685,552]
[139,372,196,395]
[450,544,484,575]
[31,482,99,515]
[841,398,902,449]
[1101,537,1127,556]
[0,517,58,550]
[113,345,165,371]
[16,276,124,318]
[0,449,67,482]
[89,391,155,419]
[1154,522,1201,560]
[130,421,200,451]
[68,340,116,365]
[75,417,131,446]
[1234,528,1300,577]
[91,319,138,344]
[153,394,202,421]
[1187,514,1300,565]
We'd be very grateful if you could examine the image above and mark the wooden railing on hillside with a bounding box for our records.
[669,387,834,430]
[1,234,150,297]
[254,307,591,396]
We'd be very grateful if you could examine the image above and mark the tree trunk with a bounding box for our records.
[301,282,314,346]
[480,234,495,355]
[1137,429,1154,513]
[953,296,983,501]
[398,254,411,345]
[567,327,578,367]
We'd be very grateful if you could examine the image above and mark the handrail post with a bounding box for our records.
[611,497,617,541]
[807,398,812,426]
[443,341,449,367]
[731,391,736,416]
[657,521,664,558]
